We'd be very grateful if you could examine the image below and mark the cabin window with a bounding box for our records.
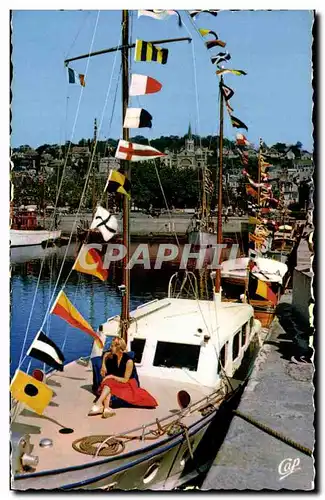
[130,338,146,363]
[153,342,200,371]
[218,342,227,373]
[232,331,241,361]
[241,322,248,347]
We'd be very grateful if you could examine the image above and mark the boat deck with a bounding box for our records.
[12,359,212,474]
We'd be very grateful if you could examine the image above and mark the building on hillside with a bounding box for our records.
[71,146,90,157]
[98,157,120,177]
[161,124,211,169]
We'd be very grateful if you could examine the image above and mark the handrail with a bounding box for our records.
[94,385,224,458]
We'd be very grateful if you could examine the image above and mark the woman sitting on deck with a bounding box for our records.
[88,337,158,418]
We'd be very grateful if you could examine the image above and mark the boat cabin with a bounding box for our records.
[11,209,39,230]
[100,298,258,388]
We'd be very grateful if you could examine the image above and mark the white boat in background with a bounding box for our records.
[10,206,61,247]
[10,229,61,248]
[187,226,217,248]
[221,256,288,286]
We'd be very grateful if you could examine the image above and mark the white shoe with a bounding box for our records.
[88,404,103,416]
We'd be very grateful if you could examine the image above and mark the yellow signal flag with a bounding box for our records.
[10,370,53,415]
[248,216,263,225]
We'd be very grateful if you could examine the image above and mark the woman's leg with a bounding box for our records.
[96,386,110,406]
[102,390,115,418]
[103,390,112,410]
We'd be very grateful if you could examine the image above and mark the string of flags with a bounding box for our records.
[191,12,280,256]
[11,13,186,415]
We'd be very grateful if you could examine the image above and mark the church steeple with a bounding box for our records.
[185,123,194,152]
[188,122,192,140]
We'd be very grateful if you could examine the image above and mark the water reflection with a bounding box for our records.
[10,243,177,377]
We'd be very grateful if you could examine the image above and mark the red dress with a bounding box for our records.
[98,353,158,408]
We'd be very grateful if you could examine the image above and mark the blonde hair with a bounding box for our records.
[112,337,127,352]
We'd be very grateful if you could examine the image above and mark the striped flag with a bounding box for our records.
[26,331,65,372]
[104,171,131,199]
[256,279,278,305]
[123,108,152,129]
[134,40,168,64]
[67,67,85,87]
[50,291,103,348]
[129,74,162,96]
[115,140,166,162]
[10,370,53,415]
[216,68,247,76]
[230,115,248,131]
[73,244,109,280]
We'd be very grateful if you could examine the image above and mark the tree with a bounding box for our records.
[272,142,287,154]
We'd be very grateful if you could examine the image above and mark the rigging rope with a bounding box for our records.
[37,22,122,331]
[17,11,102,370]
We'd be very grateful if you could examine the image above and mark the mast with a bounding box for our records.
[92,118,98,217]
[63,17,191,343]
[120,10,130,342]
[257,137,261,208]
[215,76,224,294]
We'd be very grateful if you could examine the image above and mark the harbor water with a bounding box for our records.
[10,244,178,378]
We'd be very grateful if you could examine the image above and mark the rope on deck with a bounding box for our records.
[233,409,313,457]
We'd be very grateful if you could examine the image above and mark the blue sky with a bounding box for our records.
[11,9,314,151]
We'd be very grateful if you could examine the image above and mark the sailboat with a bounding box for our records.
[11,10,262,490]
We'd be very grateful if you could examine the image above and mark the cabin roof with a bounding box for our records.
[101,298,254,348]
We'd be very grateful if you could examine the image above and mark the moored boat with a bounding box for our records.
[11,295,261,490]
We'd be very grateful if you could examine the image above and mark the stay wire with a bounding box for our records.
[17,11,101,370]
[38,23,122,330]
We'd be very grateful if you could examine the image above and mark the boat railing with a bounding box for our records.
[94,385,226,458]
[168,271,198,300]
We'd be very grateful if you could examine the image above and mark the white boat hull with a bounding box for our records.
[221,257,288,285]
[10,229,61,248]
[13,412,213,491]
[11,298,262,491]
[187,229,217,248]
